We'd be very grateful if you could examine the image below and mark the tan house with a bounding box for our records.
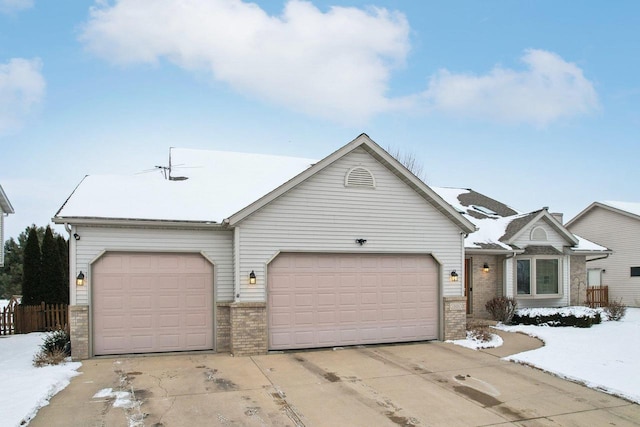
[54,134,476,360]
[432,188,610,318]
[0,184,15,267]
[566,201,640,307]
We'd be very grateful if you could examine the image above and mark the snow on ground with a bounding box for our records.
[0,333,81,426]
[447,330,504,350]
[0,299,9,309]
[495,308,640,403]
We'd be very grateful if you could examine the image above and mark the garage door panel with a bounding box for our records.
[93,252,214,355]
[269,253,438,350]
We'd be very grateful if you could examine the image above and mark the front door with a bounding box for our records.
[465,258,472,314]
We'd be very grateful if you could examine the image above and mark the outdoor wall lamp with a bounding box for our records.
[483,263,490,273]
[450,270,459,282]
[73,233,80,241]
[355,238,367,246]
[76,271,85,286]
[249,270,256,285]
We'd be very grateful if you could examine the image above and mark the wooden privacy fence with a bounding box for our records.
[1,299,68,335]
[586,286,609,308]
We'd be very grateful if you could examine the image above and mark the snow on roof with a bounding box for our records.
[572,235,609,252]
[56,148,317,222]
[432,186,607,253]
[601,201,640,217]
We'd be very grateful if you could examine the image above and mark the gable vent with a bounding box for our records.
[345,166,376,188]
[531,226,548,241]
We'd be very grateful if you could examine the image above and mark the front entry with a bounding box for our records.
[465,258,472,314]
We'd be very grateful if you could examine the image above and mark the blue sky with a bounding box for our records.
[1,0,638,240]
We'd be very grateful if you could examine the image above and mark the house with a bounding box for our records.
[432,187,610,318]
[53,134,477,360]
[566,201,640,307]
[0,184,15,267]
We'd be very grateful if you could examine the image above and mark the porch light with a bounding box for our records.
[450,270,459,282]
[249,270,256,285]
[483,263,490,273]
[76,271,85,286]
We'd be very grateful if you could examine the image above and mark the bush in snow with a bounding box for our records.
[512,307,601,328]
[467,323,492,343]
[604,299,627,321]
[485,296,518,324]
[33,329,71,366]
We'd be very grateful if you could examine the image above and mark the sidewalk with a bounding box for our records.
[480,328,544,357]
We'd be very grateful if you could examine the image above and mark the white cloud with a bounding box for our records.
[80,0,410,124]
[423,49,599,126]
[0,0,33,14]
[0,58,46,135]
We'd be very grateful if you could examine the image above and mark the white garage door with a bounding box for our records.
[92,252,214,355]
[268,253,438,350]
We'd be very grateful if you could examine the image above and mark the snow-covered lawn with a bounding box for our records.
[0,333,81,426]
[496,308,640,403]
[449,308,640,403]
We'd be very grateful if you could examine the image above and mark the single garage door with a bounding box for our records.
[92,252,214,355]
[268,253,438,350]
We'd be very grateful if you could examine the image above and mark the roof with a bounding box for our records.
[566,201,640,227]
[55,149,317,223]
[53,134,476,234]
[0,185,14,214]
[432,187,608,254]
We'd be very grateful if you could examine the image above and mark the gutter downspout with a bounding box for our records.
[64,223,77,306]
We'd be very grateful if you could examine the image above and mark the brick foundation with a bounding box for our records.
[443,296,466,340]
[216,302,231,352]
[230,302,267,356]
[69,305,89,360]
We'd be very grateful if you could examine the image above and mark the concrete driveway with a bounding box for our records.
[32,339,639,426]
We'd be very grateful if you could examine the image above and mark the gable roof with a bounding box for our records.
[0,185,14,214]
[53,134,476,234]
[227,134,476,234]
[432,187,606,254]
[54,149,317,224]
[566,201,640,227]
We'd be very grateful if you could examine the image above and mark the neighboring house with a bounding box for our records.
[566,201,640,307]
[0,184,15,267]
[53,134,476,360]
[432,188,610,318]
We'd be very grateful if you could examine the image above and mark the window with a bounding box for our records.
[631,267,640,277]
[517,257,561,296]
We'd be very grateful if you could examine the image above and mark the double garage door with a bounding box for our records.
[268,253,439,350]
[92,252,214,356]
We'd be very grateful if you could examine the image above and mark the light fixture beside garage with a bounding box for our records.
[450,270,459,282]
[483,263,490,273]
[355,238,367,246]
[249,270,257,285]
[76,271,85,286]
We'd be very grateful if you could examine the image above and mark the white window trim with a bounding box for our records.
[530,226,548,241]
[515,256,563,299]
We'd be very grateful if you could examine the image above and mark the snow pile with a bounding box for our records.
[93,388,135,408]
[447,330,504,350]
[497,308,640,403]
[0,333,81,426]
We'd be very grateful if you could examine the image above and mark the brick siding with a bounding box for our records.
[216,302,231,352]
[443,296,466,340]
[570,255,587,306]
[230,302,267,356]
[469,255,503,318]
[69,305,89,360]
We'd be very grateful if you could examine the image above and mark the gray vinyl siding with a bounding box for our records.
[236,147,464,302]
[512,219,568,251]
[510,219,571,307]
[72,226,234,305]
[568,207,640,306]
